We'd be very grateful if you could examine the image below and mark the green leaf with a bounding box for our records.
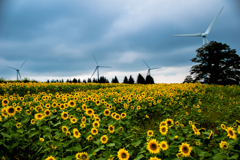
[28,131,39,138]
[1,132,12,139]
[106,143,115,147]
[94,145,105,153]
[62,156,74,160]
[227,154,239,159]
[195,147,212,157]
[53,121,61,127]
[134,154,144,160]
[213,153,228,160]
[132,140,142,147]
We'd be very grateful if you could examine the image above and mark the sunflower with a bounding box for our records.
[86,108,94,117]
[208,130,214,139]
[195,141,201,146]
[219,141,229,150]
[16,123,21,128]
[147,139,160,154]
[159,121,167,127]
[59,104,65,110]
[238,126,240,134]
[61,111,68,120]
[149,157,161,160]
[189,121,193,125]
[52,102,57,108]
[35,113,45,120]
[62,126,68,133]
[115,114,121,120]
[68,100,76,108]
[179,142,192,158]
[117,148,130,160]
[73,128,81,139]
[221,124,226,130]
[66,131,71,136]
[45,155,56,160]
[82,104,87,111]
[70,117,77,124]
[192,125,200,136]
[39,138,44,142]
[2,98,9,106]
[16,106,22,113]
[166,119,174,126]
[26,110,31,115]
[76,152,89,160]
[159,141,169,151]
[1,108,8,118]
[108,125,115,133]
[80,123,85,128]
[175,121,180,126]
[121,113,127,118]
[95,117,101,122]
[104,109,111,116]
[91,128,98,135]
[147,130,154,137]
[45,103,51,108]
[6,106,16,116]
[226,127,237,139]
[87,135,93,141]
[92,121,100,128]
[233,122,237,128]
[44,109,51,117]
[159,126,168,136]
[100,135,108,144]
[81,117,86,123]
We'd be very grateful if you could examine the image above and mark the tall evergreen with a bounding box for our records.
[123,76,129,84]
[137,74,145,84]
[129,75,134,84]
[146,75,154,84]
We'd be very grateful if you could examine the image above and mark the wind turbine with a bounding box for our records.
[173,7,224,45]
[7,60,27,80]
[143,60,161,76]
[91,54,111,81]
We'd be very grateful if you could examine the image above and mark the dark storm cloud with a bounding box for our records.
[0,0,239,82]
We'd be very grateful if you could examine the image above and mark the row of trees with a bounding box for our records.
[46,74,155,84]
[183,41,240,85]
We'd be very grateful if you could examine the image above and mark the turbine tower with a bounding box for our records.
[7,60,27,80]
[143,60,161,76]
[91,54,111,81]
[173,7,224,45]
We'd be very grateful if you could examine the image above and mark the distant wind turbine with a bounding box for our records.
[91,54,111,81]
[143,60,161,76]
[7,60,27,80]
[173,6,224,45]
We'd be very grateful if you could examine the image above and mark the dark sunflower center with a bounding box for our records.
[121,153,127,158]
[229,130,233,136]
[70,102,74,105]
[162,128,166,132]
[167,121,171,125]
[162,144,166,148]
[103,137,106,141]
[93,130,96,133]
[3,100,8,104]
[106,111,109,114]
[46,111,50,115]
[110,127,113,131]
[183,146,189,153]
[64,114,68,117]
[150,143,157,150]
[38,115,42,118]
[8,108,15,113]
[75,131,78,135]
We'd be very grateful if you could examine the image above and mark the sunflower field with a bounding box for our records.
[0,82,240,160]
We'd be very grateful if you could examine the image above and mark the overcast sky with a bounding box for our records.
[0,0,239,83]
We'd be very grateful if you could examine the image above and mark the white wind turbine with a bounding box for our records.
[7,60,27,80]
[173,7,224,45]
[143,60,161,76]
[91,54,111,81]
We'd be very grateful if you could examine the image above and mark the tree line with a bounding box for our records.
[46,74,155,84]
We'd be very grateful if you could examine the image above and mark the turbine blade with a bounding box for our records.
[99,66,111,68]
[173,33,202,37]
[92,54,98,65]
[203,37,208,45]
[143,60,150,69]
[205,7,224,35]
[91,67,98,78]
[150,67,161,70]
[18,71,21,79]
[20,59,27,69]
[7,66,18,70]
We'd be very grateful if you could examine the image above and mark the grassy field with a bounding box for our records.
[0,82,240,160]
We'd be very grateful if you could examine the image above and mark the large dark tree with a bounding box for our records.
[123,76,129,84]
[146,75,154,84]
[137,74,145,84]
[190,41,240,85]
[128,75,135,84]
[111,76,119,83]
[183,75,193,83]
